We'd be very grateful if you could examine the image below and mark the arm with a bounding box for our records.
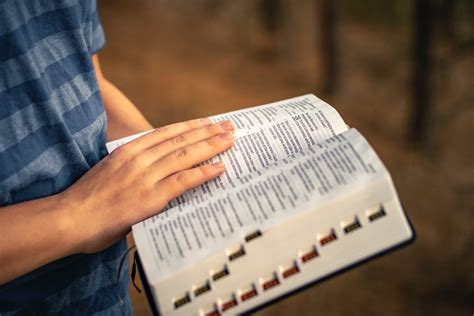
[0,108,236,284]
[92,54,152,247]
[0,193,78,285]
[0,119,235,284]
[93,54,153,140]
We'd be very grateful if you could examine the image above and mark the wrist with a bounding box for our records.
[53,191,86,256]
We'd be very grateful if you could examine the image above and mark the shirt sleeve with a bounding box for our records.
[88,0,106,54]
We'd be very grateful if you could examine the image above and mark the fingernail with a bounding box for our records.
[219,132,234,140]
[212,161,225,169]
[219,120,235,131]
[199,118,212,126]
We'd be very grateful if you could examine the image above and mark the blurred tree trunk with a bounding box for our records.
[260,0,281,33]
[438,0,456,38]
[205,0,222,13]
[317,0,339,96]
[409,0,433,144]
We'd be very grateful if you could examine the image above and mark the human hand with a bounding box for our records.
[61,118,235,254]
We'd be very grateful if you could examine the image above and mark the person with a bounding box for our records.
[0,1,235,314]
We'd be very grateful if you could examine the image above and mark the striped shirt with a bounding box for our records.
[0,1,132,314]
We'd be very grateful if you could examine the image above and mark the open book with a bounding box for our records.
[106,94,414,315]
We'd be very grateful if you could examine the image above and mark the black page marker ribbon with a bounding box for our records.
[116,245,142,299]
[131,250,142,294]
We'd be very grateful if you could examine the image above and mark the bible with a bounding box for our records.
[106,94,415,315]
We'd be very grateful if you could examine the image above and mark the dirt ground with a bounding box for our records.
[98,1,474,315]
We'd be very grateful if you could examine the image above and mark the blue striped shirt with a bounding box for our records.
[0,1,132,314]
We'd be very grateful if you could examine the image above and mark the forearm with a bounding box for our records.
[93,55,152,248]
[99,78,153,140]
[0,195,78,285]
[93,54,152,140]
[0,118,235,285]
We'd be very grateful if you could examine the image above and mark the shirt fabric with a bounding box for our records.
[0,1,132,314]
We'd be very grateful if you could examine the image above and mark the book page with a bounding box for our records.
[133,128,389,282]
[106,95,348,211]
[163,94,349,210]
[210,94,346,139]
[105,94,346,153]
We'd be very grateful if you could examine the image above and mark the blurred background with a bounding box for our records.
[98,0,473,315]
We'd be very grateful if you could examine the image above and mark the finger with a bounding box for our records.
[113,118,213,156]
[137,162,226,222]
[152,132,235,180]
[143,120,235,163]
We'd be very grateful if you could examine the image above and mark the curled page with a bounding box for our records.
[165,94,348,211]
